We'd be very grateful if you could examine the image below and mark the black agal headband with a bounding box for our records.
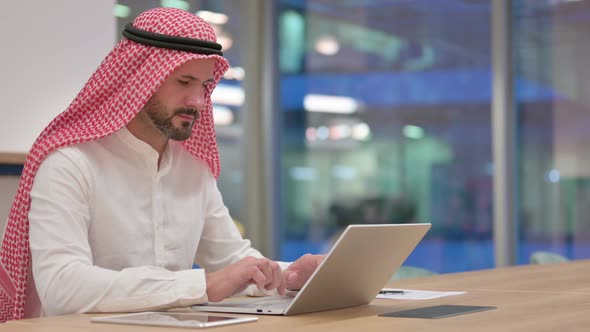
[122,23,223,56]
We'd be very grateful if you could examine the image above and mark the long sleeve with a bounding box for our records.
[29,150,208,316]
[194,167,291,296]
[194,174,263,270]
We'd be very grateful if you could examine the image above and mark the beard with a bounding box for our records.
[143,98,199,141]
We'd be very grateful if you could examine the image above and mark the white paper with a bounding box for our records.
[376,288,466,300]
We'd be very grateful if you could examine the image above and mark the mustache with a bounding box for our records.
[173,108,199,117]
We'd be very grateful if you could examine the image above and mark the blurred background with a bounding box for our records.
[1,0,589,274]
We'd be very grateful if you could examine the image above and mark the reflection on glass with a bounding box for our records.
[514,0,590,264]
[278,0,493,273]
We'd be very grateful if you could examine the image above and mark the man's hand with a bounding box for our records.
[205,256,286,302]
[283,254,325,290]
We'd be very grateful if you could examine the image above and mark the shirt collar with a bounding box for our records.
[114,126,174,174]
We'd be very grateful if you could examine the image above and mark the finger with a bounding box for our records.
[314,255,325,268]
[232,279,255,296]
[249,265,268,291]
[285,270,301,290]
[255,258,274,286]
[245,259,269,290]
[277,265,287,295]
[265,262,282,291]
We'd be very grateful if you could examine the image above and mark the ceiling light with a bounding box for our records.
[304,94,359,114]
[113,4,130,18]
[289,167,317,181]
[315,35,340,56]
[547,169,560,183]
[211,84,244,106]
[216,33,233,51]
[306,127,317,142]
[213,105,234,126]
[223,67,246,80]
[160,0,190,11]
[403,125,425,139]
[196,10,229,25]
[352,123,371,141]
[316,126,329,140]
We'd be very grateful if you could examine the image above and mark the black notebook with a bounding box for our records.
[380,305,496,319]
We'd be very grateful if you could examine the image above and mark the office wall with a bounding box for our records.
[0,0,116,153]
[0,177,19,232]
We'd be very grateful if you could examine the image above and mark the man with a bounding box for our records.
[0,8,322,320]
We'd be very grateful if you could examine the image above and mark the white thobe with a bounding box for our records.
[28,127,278,316]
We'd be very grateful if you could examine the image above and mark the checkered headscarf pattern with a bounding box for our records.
[0,8,229,321]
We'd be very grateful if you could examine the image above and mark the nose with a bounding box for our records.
[184,86,207,110]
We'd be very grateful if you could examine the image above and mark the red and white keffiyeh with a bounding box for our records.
[0,7,229,321]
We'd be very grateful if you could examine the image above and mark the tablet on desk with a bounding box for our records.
[91,312,258,328]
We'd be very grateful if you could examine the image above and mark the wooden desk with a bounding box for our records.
[3,260,589,331]
[0,153,26,165]
[393,259,590,294]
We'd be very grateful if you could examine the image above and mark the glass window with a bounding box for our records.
[514,0,590,263]
[277,0,493,273]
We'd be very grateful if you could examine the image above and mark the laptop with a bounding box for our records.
[192,223,431,316]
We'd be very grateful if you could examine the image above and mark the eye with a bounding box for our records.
[178,80,189,86]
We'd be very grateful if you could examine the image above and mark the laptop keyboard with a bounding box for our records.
[217,296,293,309]
[247,297,293,308]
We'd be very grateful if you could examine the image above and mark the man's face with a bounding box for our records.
[142,58,216,141]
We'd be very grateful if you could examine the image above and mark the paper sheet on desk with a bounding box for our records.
[377,288,465,300]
